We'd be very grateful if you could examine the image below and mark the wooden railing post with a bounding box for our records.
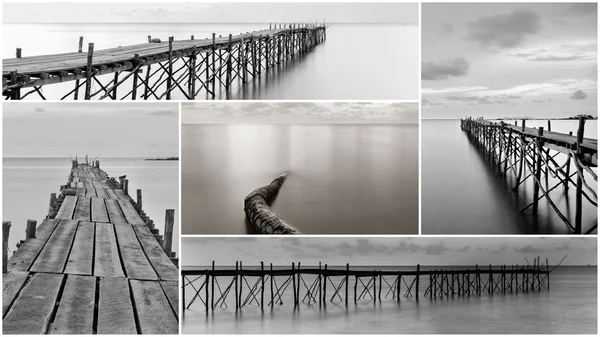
[575,116,586,234]
[3,221,11,273]
[84,43,94,100]
[136,189,143,212]
[26,219,37,239]
[163,209,175,255]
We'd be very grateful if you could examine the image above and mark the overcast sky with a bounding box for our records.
[182,237,597,267]
[422,3,597,119]
[3,103,179,158]
[4,2,418,24]
[182,102,418,124]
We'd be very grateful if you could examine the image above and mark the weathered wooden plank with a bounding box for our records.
[76,187,86,196]
[106,188,119,200]
[71,177,79,183]
[114,189,131,201]
[133,225,178,281]
[91,197,109,223]
[95,188,109,199]
[2,271,28,314]
[85,188,97,198]
[63,221,94,275]
[91,180,103,189]
[118,199,146,225]
[55,195,77,220]
[130,280,179,334]
[84,181,93,189]
[73,196,91,221]
[97,278,137,334]
[77,181,85,189]
[7,219,60,271]
[100,180,112,189]
[49,275,95,334]
[30,220,78,273]
[160,281,179,319]
[105,199,128,225]
[114,224,157,280]
[3,273,63,334]
[94,222,125,278]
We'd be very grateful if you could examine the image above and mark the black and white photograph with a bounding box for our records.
[181,101,419,235]
[421,3,598,234]
[2,2,418,100]
[2,102,179,334]
[181,236,597,334]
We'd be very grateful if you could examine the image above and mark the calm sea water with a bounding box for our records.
[182,124,418,234]
[2,157,179,253]
[422,119,598,234]
[182,265,597,334]
[3,23,418,100]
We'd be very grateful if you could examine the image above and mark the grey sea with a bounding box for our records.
[182,123,419,234]
[181,265,597,334]
[422,119,598,234]
[2,157,179,252]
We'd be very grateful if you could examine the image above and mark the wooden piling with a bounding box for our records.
[323,264,327,305]
[415,264,420,300]
[318,262,322,306]
[211,261,215,310]
[48,193,57,216]
[292,262,297,306]
[84,43,94,100]
[575,117,585,234]
[345,263,349,306]
[16,48,21,58]
[26,219,37,239]
[211,33,216,98]
[166,37,173,100]
[3,221,11,273]
[123,179,129,195]
[260,261,265,309]
[235,261,239,309]
[136,189,143,212]
[270,263,274,307]
[163,209,175,255]
[532,127,544,214]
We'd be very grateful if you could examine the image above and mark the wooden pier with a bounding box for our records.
[3,23,327,100]
[460,117,598,234]
[182,260,551,312]
[2,159,179,334]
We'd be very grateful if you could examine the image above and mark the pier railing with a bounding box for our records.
[460,117,597,234]
[3,23,327,100]
[182,260,550,312]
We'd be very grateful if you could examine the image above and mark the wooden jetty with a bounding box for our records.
[182,260,551,312]
[2,158,179,334]
[3,23,327,100]
[460,117,598,234]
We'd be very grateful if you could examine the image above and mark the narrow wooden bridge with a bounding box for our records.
[182,259,551,312]
[2,159,179,334]
[3,23,327,100]
[461,117,598,234]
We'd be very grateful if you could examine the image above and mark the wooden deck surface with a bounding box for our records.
[3,164,178,334]
[3,27,309,75]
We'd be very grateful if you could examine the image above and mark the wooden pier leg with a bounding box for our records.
[251,35,256,78]
[48,193,57,217]
[113,71,119,100]
[292,262,297,307]
[373,273,376,304]
[239,262,243,307]
[270,263,274,307]
[260,261,265,309]
[74,36,84,100]
[353,276,357,303]
[323,264,327,305]
[345,263,349,306]
[257,35,262,77]
[318,262,322,306]
[226,34,233,91]
[123,179,129,195]
[415,264,420,301]
[266,37,270,72]
[136,189,143,212]
[211,261,215,311]
[397,273,401,302]
[182,273,186,312]
[532,127,544,214]
[163,209,175,255]
[488,264,492,295]
[211,33,216,98]
[546,259,550,291]
[26,219,37,239]
[296,262,301,305]
[143,64,151,100]
[235,261,239,310]
[378,273,382,301]
[575,117,585,234]
[3,221,11,274]
[188,46,197,99]
[84,43,94,100]
[166,36,173,100]
[205,271,209,311]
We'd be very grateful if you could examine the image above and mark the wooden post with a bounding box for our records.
[205,270,209,311]
[123,179,129,195]
[353,276,357,303]
[166,36,173,100]
[113,71,119,100]
[211,33,216,97]
[235,261,239,309]
[397,272,401,302]
[476,265,481,295]
[345,263,349,306]
[3,221,11,274]
[296,262,301,304]
[211,261,215,311]
[575,117,585,234]
[532,127,543,214]
[546,258,550,291]
[16,48,21,58]
[26,219,37,239]
[318,262,322,306]
[378,273,382,301]
[73,37,84,100]
[163,209,175,255]
[270,263,274,307]
[292,262,297,306]
[521,119,525,132]
[84,43,94,100]
[136,189,143,212]
[323,264,327,305]
[239,261,243,306]
[226,34,232,90]
[48,193,57,216]
[373,272,376,304]
[415,264,420,300]
[488,264,492,295]
[188,46,197,99]
[260,261,265,309]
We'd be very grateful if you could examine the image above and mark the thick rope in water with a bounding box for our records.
[244,173,300,234]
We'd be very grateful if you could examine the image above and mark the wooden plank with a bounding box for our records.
[133,225,178,281]
[76,187,86,197]
[85,188,97,198]
[105,199,128,225]
[49,275,95,334]
[77,181,84,189]
[91,180,103,189]
[3,273,63,334]
[55,195,77,220]
[63,221,94,275]
[73,196,91,221]
[95,188,109,199]
[2,271,28,314]
[94,222,125,278]
[84,181,93,189]
[114,224,157,280]
[71,177,79,183]
[130,280,179,334]
[160,281,179,319]
[7,219,60,271]
[97,278,137,334]
[91,197,109,223]
[114,189,130,201]
[118,199,146,225]
[106,188,119,200]
[30,220,78,273]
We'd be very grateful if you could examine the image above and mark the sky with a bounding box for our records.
[182,102,419,124]
[182,237,597,267]
[3,103,179,158]
[422,3,597,119]
[3,2,418,24]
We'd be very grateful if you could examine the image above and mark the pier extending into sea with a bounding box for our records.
[461,117,597,234]
[182,260,551,312]
[2,158,179,334]
[3,23,327,100]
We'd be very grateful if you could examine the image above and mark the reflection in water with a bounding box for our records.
[182,124,418,234]
[422,120,597,234]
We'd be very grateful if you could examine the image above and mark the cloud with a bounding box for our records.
[514,245,543,254]
[466,9,540,48]
[565,3,597,16]
[422,86,488,95]
[455,246,470,252]
[34,107,45,113]
[570,89,587,100]
[422,57,469,80]
[507,43,597,62]
[147,109,177,116]
[423,242,448,255]
[446,95,511,105]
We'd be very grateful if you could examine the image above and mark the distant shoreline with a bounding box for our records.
[144,157,179,161]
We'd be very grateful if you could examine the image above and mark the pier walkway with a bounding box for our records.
[2,160,179,334]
